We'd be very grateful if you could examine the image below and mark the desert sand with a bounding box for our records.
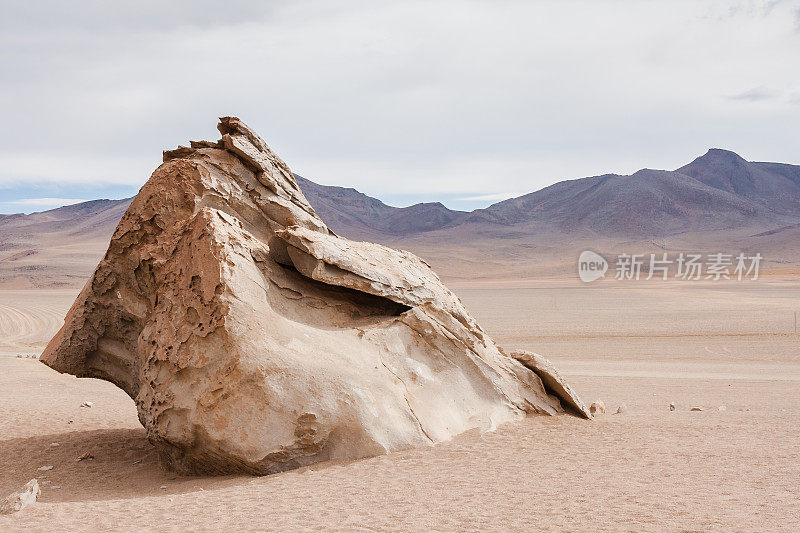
[2,276,799,531]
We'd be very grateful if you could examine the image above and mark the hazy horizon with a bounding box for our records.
[2,144,798,215]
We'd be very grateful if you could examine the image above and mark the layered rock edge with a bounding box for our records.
[40,117,587,475]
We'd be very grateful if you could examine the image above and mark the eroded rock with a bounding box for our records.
[40,117,587,475]
[510,351,591,419]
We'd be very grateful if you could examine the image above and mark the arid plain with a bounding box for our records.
[2,272,798,531]
[3,0,800,529]
[2,139,799,530]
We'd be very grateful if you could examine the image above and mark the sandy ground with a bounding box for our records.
[1,279,799,531]
[0,290,78,353]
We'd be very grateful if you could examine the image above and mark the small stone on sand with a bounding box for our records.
[590,400,606,415]
[0,479,40,515]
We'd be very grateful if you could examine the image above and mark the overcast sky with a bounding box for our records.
[1,0,799,213]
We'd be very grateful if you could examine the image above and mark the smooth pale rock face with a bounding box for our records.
[40,117,585,475]
[1,479,40,515]
[510,351,591,419]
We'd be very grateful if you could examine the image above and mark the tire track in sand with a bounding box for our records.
[0,292,75,352]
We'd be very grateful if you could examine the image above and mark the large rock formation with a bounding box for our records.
[41,117,587,475]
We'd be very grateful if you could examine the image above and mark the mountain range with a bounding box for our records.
[301,148,800,238]
[2,148,798,286]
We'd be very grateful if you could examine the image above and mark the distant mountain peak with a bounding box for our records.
[412,201,452,210]
[678,148,800,213]
[630,168,664,177]
[682,148,748,171]
[702,147,745,159]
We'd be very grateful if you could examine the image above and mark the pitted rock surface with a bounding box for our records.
[41,117,586,475]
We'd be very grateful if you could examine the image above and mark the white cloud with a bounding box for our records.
[0,153,159,186]
[1,0,799,206]
[726,87,779,102]
[7,198,88,207]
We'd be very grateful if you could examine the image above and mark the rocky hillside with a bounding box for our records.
[294,176,467,238]
[467,150,800,236]
[0,199,133,287]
